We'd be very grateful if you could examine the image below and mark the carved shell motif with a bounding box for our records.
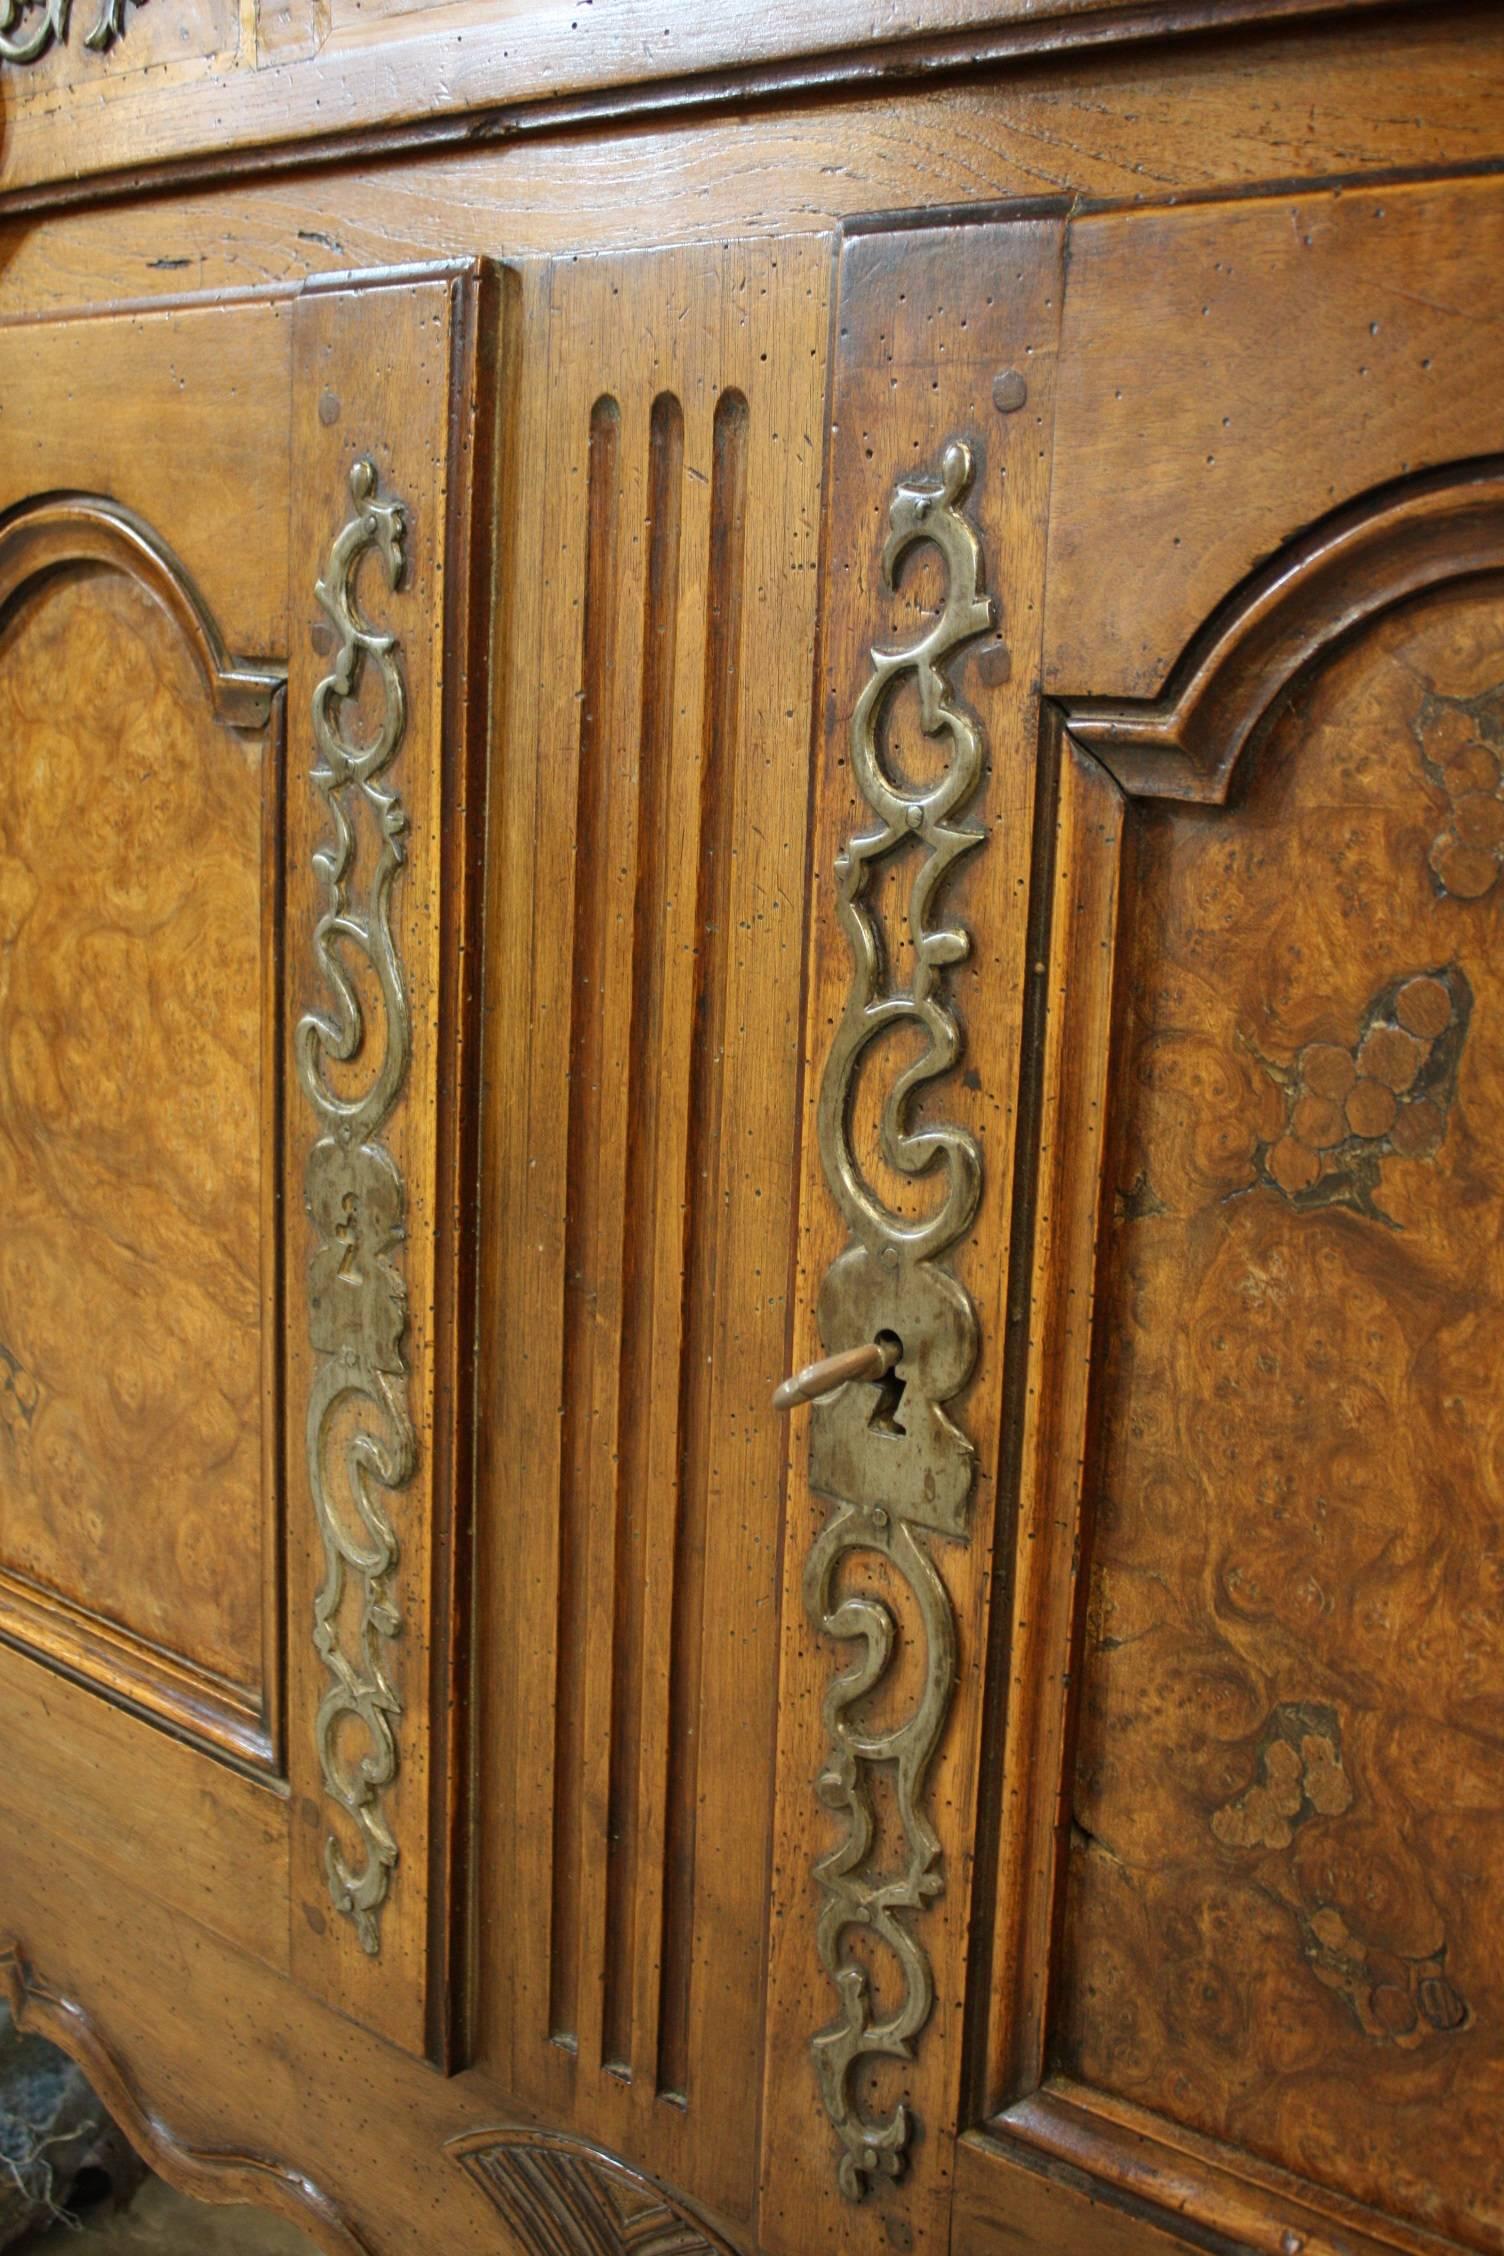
[449,2128,739,2256]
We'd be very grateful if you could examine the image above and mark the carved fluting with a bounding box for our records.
[296,457,414,1957]
[448,2128,737,2256]
[805,439,993,2199]
[0,0,137,64]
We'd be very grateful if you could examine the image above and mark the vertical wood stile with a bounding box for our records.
[477,237,831,2227]
[759,216,1067,2254]
[483,255,582,2102]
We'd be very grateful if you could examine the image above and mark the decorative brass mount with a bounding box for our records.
[0,0,138,64]
[787,438,993,2200]
[296,458,415,1958]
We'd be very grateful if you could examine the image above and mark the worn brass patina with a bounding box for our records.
[0,0,137,64]
[296,457,414,1958]
[800,439,992,2201]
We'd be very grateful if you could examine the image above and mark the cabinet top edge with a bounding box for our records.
[0,0,1425,212]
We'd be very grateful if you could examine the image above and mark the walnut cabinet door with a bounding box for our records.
[466,189,1504,2256]
[945,178,1504,2256]
[4,175,1504,2256]
[0,260,495,2075]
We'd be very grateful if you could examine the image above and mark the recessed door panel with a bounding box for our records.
[0,551,279,1763]
[0,268,495,2074]
[1062,583,1504,2252]
[971,172,1504,2256]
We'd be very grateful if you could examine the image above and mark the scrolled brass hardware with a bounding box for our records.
[772,1339,898,1412]
[0,0,138,65]
[297,456,415,1959]
[800,437,993,2202]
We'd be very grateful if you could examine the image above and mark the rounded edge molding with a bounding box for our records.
[1,1947,375,2256]
[0,490,282,727]
[1059,456,1504,803]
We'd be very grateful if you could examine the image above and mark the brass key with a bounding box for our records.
[771,1338,899,1412]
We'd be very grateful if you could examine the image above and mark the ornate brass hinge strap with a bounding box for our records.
[0,0,139,64]
[296,458,415,1958]
[805,439,992,2201]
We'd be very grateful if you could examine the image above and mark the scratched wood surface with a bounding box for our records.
[1059,585,1504,2252]
[0,303,293,659]
[0,8,1496,308]
[281,265,494,2066]
[758,212,1064,2256]
[0,0,1423,199]
[1044,176,1504,704]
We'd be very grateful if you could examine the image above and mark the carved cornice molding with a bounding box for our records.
[296,457,415,1958]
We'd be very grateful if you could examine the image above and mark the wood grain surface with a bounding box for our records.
[0,0,1426,202]
[1060,584,1504,2251]
[0,1637,290,1972]
[473,233,829,2225]
[0,302,293,660]
[0,566,271,1714]
[0,8,1497,302]
[281,263,495,2065]
[953,2126,1204,2256]
[758,211,1065,2256]
[1045,176,1504,705]
[1,10,1503,2255]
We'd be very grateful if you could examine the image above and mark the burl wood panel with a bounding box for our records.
[0,569,269,1697]
[1061,586,1504,2250]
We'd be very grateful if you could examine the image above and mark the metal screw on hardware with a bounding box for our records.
[771,1338,899,1412]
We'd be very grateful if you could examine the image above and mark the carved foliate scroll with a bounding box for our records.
[296,458,414,1957]
[805,439,992,2198]
[0,0,138,63]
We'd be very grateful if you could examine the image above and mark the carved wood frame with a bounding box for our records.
[1065,456,1504,806]
[1,1948,371,2255]
[966,460,1504,2256]
[0,493,288,1776]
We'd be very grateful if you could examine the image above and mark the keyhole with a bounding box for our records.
[869,1329,906,1436]
[335,1190,364,1288]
